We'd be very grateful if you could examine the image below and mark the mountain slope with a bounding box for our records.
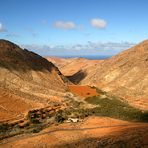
[80,40,148,109]
[46,41,148,110]
[0,39,69,121]
[46,57,103,84]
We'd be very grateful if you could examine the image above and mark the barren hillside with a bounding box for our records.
[46,57,103,84]
[79,40,148,110]
[47,41,148,110]
[0,40,69,121]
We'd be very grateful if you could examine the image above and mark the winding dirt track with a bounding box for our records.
[0,123,148,147]
[0,123,142,144]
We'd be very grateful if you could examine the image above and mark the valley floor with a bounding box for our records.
[0,116,148,148]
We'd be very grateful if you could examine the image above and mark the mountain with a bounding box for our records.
[0,40,69,121]
[46,57,104,84]
[46,40,148,110]
[1,40,148,147]
[80,40,148,109]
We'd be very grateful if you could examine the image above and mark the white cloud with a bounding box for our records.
[53,21,76,29]
[0,23,6,32]
[90,18,107,29]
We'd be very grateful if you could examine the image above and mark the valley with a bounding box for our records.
[0,40,148,148]
[1,0,148,147]
[46,40,148,110]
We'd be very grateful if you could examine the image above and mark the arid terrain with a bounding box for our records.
[46,40,148,110]
[1,117,148,148]
[46,57,103,84]
[0,40,148,148]
[0,39,71,122]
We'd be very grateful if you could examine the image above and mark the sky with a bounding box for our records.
[0,0,148,56]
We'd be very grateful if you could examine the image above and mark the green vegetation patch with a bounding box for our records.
[85,96,148,122]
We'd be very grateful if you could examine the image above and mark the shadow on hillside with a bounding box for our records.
[66,70,87,84]
[0,47,62,73]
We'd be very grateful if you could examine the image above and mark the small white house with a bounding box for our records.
[66,118,82,123]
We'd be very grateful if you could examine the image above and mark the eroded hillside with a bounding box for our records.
[0,40,70,121]
[46,40,148,110]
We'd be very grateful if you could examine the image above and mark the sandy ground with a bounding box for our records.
[1,116,148,148]
[0,89,43,122]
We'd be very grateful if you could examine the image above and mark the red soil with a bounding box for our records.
[68,85,99,97]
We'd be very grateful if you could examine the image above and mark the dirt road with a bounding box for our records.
[0,117,148,148]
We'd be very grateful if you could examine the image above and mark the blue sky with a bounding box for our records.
[0,0,148,56]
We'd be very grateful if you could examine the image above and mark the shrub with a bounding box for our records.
[32,126,42,133]
[85,96,148,122]
[0,123,9,132]
[55,110,67,123]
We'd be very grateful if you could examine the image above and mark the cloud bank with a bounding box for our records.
[21,41,135,56]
